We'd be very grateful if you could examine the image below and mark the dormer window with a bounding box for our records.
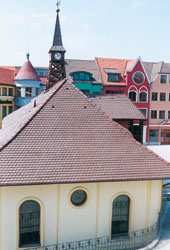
[108,74,119,82]
[72,72,91,81]
[104,69,120,82]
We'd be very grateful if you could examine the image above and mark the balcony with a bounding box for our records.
[25,222,159,250]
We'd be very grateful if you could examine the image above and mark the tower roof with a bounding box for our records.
[50,10,66,52]
[15,55,40,81]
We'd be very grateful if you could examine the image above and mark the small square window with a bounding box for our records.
[25,87,32,97]
[160,93,166,101]
[151,110,157,119]
[160,75,167,83]
[159,110,165,119]
[152,92,158,101]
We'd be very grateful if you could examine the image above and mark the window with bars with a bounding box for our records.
[112,195,130,236]
[19,200,40,248]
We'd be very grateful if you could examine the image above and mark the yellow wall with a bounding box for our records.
[0,85,15,119]
[0,180,162,250]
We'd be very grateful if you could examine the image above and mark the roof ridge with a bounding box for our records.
[0,79,67,151]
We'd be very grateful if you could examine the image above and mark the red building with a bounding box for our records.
[96,57,150,143]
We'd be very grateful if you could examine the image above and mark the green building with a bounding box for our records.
[65,59,102,94]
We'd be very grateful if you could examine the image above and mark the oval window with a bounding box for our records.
[133,72,145,84]
[71,189,87,207]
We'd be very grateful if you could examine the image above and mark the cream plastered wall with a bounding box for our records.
[0,180,162,250]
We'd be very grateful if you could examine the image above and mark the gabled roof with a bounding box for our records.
[0,67,15,85]
[89,95,146,120]
[15,60,40,81]
[96,57,132,86]
[65,59,102,84]
[0,79,170,186]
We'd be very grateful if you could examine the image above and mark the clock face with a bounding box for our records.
[133,72,145,84]
[54,52,62,61]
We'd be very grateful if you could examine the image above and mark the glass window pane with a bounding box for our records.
[161,75,167,83]
[25,88,32,97]
[149,129,158,142]
[129,91,136,102]
[112,195,130,236]
[2,88,7,96]
[8,106,12,114]
[19,200,40,247]
[139,92,147,102]
[108,74,114,82]
[8,88,13,96]
[73,73,79,80]
[2,106,7,119]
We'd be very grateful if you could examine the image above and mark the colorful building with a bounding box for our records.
[96,57,150,144]
[65,59,102,94]
[14,54,45,108]
[0,67,15,120]
[144,61,170,144]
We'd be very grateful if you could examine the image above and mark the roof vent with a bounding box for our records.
[34,100,36,108]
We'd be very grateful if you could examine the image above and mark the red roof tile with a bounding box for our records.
[89,95,146,120]
[15,61,40,81]
[0,67,15,85]
[0,79,170,186]
[96,57,133,86]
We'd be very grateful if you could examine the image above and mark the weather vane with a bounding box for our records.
[56,0,61,12]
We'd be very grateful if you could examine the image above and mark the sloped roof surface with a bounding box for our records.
[96,57,132,86]
[0,67,15,85]
[65,59,102,84]
[0,79,170,186]
[15,60,40,81]
[89,95,146,120]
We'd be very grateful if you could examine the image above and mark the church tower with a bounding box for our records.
[46,2,66,90]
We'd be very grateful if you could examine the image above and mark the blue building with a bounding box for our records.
[14,54,45,108]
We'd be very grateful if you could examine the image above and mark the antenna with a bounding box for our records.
[56,0,61,12]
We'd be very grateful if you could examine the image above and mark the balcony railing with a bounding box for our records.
[25,222,159,250]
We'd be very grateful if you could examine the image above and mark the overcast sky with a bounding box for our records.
[1,0,170,66]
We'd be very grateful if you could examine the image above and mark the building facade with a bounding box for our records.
[0,68,15,120]
[96,57,150,144]
[144,61,170,144]
[14,55,44,109]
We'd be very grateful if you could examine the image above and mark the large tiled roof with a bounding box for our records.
[0,67,15,85]
[0,79,170,186]
[89,95,146,120]
[65,59,102,84]
[15,60,40,81]
[96,57,133,86]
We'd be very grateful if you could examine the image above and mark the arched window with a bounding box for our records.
[129,91,137,102]
[139,92,147,102]
[19,200,40,248]
[111,195,130,236]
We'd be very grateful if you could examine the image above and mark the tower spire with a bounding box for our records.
[50,0,65,53]
[46,1,66,90]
